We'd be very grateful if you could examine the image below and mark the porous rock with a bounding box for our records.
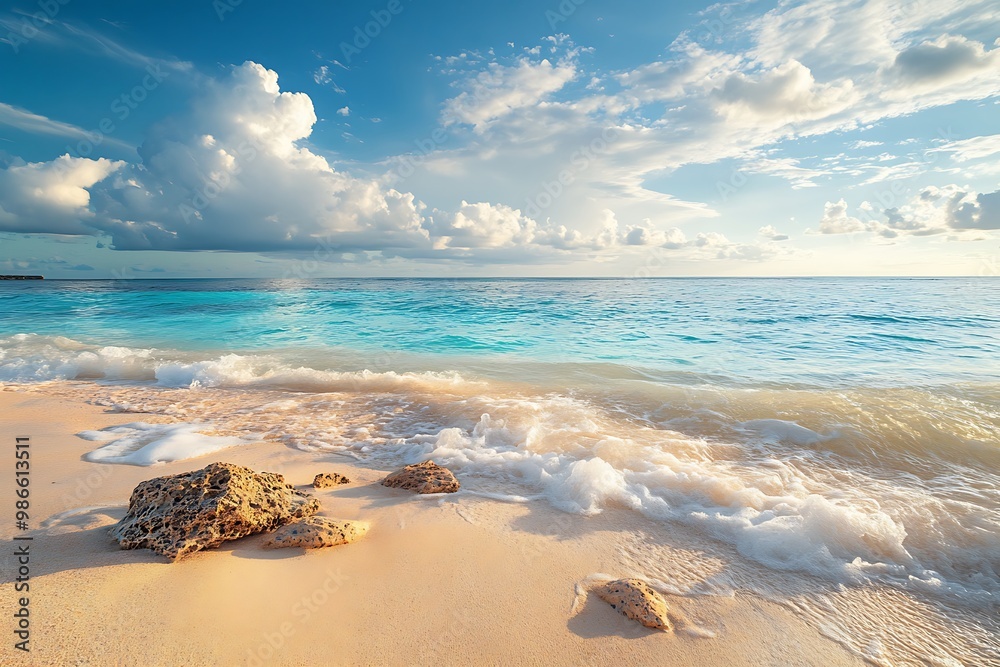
[382,460,460,494]
[596,578,672,631]
[263,516,370,549]
[110,462,320,561]
[313,472,351,488]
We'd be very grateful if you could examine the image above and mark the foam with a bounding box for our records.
[79,422,253,466]
[738,419,837,446]
[6,334,999,603]
[0,334,155,382]
[305,404,999,602]
[0,334,475,395]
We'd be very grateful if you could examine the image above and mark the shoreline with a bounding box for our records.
[0,385,868,666]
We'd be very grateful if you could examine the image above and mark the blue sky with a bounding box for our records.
[0,0,998,277]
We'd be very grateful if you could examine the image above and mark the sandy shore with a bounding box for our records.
[0,386,865,666]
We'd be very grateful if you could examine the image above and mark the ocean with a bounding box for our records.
[1,277,998,665]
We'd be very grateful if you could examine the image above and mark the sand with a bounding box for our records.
[0,386,865,666]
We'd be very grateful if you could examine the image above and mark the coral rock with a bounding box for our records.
[596,579,672,631]
[109,462,320,561]
[263,517,370,549]
[382,460,460,494]
[313,472,351,488]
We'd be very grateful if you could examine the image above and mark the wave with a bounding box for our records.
[4,333,999,606]
[0,333,475,394]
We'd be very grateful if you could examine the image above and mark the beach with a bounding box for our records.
[0,278,997,666]
[0,385,869,667]
[3,0,1000,660]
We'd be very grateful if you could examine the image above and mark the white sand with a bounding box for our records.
[0,386,864,666]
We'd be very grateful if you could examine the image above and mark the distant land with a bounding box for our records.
[0,275,43,280]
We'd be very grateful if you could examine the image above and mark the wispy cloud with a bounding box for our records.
[928,133,1000,162]
[59,22,193,73]
[0,102,134,150]
[0,13,193,74]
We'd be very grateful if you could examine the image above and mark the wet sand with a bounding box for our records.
[0,386,864,666]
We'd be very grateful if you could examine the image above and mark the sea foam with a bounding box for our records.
[5,334,999,602]
[79,422,253,466]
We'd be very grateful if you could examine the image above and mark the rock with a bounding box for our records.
[382,460,460,494]
[263,516,369,549]
[109,462,320,561]
[595,579,672,631]
[313,472,351,488]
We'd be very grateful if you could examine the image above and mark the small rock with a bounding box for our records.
[110,462,320,561]
[596,578,671,631]
[263,517,370,549]
[382,460,460,494]
[313,472,351,488]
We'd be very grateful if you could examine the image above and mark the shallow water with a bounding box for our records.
[1,277,998,665]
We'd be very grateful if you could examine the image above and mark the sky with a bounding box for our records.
[0,0,998,278]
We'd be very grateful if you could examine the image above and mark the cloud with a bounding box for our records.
[947,189,1000,230]
[0,102,94,139]
[56,21,193,73]
[1,63,722,263]
[929,133,1000,162]
[758,225,789,240]
[621,219,670,246]
[747,0,999,76]
[405,2,1000,241]
[887,35,1000,88]
[616,44,741,101]
[4,61,758,266]
[443,56,577,133]
[337,106,350,116]
[313,65,332,85]
[743,155,825,188]
[5,0,999,272]
[0,102,133,150]
[430,201,537,249]
[817,199,866,234]
[711,60,857,125]
[0,154,124,234]
[833,186,1000,238]
[91,62,434,253]
[0,62,430,254]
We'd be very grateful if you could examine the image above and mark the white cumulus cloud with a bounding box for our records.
[0,154,124,234]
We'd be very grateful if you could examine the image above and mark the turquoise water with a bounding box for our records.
[1,277,997,387]
[2,278,999,665]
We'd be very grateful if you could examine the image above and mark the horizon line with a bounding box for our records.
[4,275,998,281]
